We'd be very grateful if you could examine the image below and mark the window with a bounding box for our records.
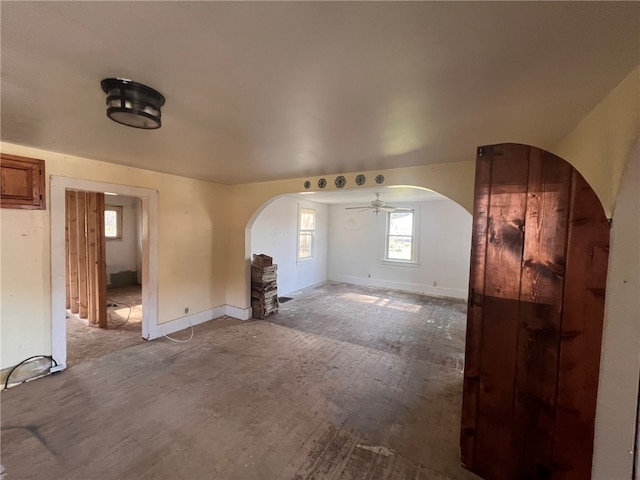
[298,207,315,260]
[104,205,123,240]
[385,210,416,262]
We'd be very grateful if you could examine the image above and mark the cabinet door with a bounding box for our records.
[1,153,45,209]
[461,143,609,480]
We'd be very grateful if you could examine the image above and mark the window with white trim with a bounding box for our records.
[298,207,315,260]
[385,210,415,262]
[104,205,123,240]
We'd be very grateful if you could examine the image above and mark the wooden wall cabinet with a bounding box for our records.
[1,153,46,210]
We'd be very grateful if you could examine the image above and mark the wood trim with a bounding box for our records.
[0,153,46,209]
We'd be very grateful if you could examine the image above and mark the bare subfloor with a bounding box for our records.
[66,285,144,367]
[1,282,479,480]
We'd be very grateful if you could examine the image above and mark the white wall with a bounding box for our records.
[250,196,328,295]
[592,138,640,479]
[105,195,140,286]
[328,199,472,299]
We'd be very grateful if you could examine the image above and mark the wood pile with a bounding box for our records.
[251,260,278,319]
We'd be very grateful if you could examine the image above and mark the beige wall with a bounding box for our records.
[0,143,230,368]
[553,66,640,218]
[1,207,50,367]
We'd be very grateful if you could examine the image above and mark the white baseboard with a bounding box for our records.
[146,306,226,340]
[328,274,468,300]
[146,304,254,340]
[225,304,252,320]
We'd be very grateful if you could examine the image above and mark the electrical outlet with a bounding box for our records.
[184,307,189,314]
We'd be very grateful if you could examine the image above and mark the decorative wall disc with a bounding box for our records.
[304,180,311,189]
[355,174,366,186]
[335,175,346,188]
[375,174,385,184]
[318,178,327,188]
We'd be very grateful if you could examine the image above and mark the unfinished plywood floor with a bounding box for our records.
[66,285,144,367]
[1,282,479,480]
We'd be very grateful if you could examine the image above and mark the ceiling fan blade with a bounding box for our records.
[380,206,396,212]
[345,206,371,210]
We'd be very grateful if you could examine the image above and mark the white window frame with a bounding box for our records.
[382,208,419,266]
[297,206,316,262]
[105,204,123,240]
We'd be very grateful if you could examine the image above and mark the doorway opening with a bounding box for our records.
[64,191,145,367]
[243,185,474,476]
[50,176,158,371]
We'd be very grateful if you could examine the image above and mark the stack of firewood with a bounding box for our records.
[251,255,278,319]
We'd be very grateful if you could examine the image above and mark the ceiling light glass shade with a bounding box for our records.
[100,78,165,129]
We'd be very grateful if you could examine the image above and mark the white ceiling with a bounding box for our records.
[1,2,638,185]
[290,186,444,206]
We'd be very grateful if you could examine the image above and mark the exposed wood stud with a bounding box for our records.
[67,191,80,315]
[77,191,89,320]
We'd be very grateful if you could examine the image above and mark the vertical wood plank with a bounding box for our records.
[64,197,71,310]
[460,149,492,469]
[67,191,80,315]
[87,192,99,324]
[553,172,609,480]
[512,148,572,477]
[77,191,89,319]
[473,143,529,480]
[96,193,108,328]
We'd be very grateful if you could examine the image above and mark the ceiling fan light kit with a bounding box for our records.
[345,192,403,215]
[101,78,165,129]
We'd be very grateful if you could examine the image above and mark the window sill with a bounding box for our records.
[380,259,419,268]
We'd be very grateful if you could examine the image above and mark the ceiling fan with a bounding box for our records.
[345,193,410,215]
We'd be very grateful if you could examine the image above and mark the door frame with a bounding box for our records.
[50,176,158,370]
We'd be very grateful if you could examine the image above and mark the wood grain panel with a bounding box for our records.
[461,150,491,469]
[65,192,71,310]
[67,191,79,314]
[512,149,572,477]
[77,192,89,319]
[87,192,98,324]
[462,143,609,480]
[553,172,609,480]
[473,143,529,480]
[0,154,45,210]
[96,193,107,328]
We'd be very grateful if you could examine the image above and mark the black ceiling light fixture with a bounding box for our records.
[100,78,165,129]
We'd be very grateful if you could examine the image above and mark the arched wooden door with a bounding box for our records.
[461,143,609,480]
